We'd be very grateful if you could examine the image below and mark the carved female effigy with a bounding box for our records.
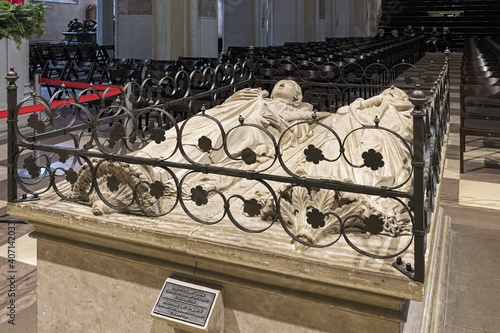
[290,86,415,248]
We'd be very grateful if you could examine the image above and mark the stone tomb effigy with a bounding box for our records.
[7,75,451,332]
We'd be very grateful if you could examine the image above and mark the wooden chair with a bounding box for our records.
[67,61,96,83]
[40,60,73,97]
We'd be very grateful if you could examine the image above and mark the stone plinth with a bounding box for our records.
[0,38,30,110]
[8,182,451,332]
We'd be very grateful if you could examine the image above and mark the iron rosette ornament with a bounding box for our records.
[177,171,278,233]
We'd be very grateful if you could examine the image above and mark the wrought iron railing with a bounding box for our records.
[4,49,450,283]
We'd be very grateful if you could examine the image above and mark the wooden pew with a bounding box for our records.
[460,84,500,172]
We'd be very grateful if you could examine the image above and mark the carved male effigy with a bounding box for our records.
[71,80,415,248]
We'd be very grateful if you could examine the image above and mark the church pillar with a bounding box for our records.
[115,0,152,59]
[222,0,265,50]
[336,0,352,37]
[325,0,338,37]
[351,0,369,37]
[272,0,301,45]
[318,0,326,41]
[96,0,114,46]
[272,0,325,45]
[369,0,382,37]
[0,38,29,111]
[257,0,270,46]
[302,0,317,42]
[295,0,304,42]
[152,0,218,60]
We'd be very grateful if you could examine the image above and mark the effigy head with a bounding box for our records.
[271,80,303,108]
[380,85,414,111]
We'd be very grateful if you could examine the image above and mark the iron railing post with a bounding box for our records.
[410,84,428,283]
[34,74,41,97]
[444,48,451,122]
[249,44,255,86]
[6,68,19,202]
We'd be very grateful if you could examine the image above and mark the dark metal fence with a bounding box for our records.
[4,47,450,283]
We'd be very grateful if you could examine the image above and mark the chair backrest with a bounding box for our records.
[108,67,143,85]
[68,61,97,83]
[41,60,73,81]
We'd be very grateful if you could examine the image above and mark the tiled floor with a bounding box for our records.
[0,52,500,332]
[439,53,500,333]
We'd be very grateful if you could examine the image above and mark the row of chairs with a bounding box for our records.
[30,42,113,79]
[380,0,500,50]
[460,36,500,173]
[39,37,424,111]
[38,36,423,91]
[38,35,425,113]
[229,37,424,69]
[40,56,225,89]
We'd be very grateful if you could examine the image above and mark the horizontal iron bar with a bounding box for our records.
[19,141,414,200]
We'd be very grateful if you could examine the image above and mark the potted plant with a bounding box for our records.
[1,0,48,110]
[0,0,48,48]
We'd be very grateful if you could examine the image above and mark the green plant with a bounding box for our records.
[0,1,49,48]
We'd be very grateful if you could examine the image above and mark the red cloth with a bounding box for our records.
[6,0,25,4]
[39,78,116,92]
[0,86,123,119]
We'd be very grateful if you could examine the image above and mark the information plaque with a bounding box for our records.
[152,276,223,332]
[153,281,216,326]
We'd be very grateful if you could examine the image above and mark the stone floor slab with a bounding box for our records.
[445,324,487,333]
[445,271,500,333]
[449,229,500,279]
[459,180,500,210]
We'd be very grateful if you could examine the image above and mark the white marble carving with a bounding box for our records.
[72,81,415,248]
[293,86,415,241]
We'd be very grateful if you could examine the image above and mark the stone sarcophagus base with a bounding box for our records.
[8,192,450,333]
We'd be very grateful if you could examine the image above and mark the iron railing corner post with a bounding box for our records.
[444,48,451,122]
[444,47,451,63]
[410,84,427,283]
[6,67,19,202]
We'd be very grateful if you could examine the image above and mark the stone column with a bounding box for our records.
[96,0,114,47]
[198,0,219,57]
[325,0,338,38]
[369,0,382,37]
[303,0,321,42]
[295,0,305,42]
[0,38,30,111]
[222,0,261,49]
[152,0,218,60]
[255,0,269,46]
[115,0,152,59]
[351,0,368,37]
[272,0,326,45]
[318,0,326,41]
[335,0,352,37]
[272,0,301,45]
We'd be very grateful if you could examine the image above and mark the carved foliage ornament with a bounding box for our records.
[280,187,340,249]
